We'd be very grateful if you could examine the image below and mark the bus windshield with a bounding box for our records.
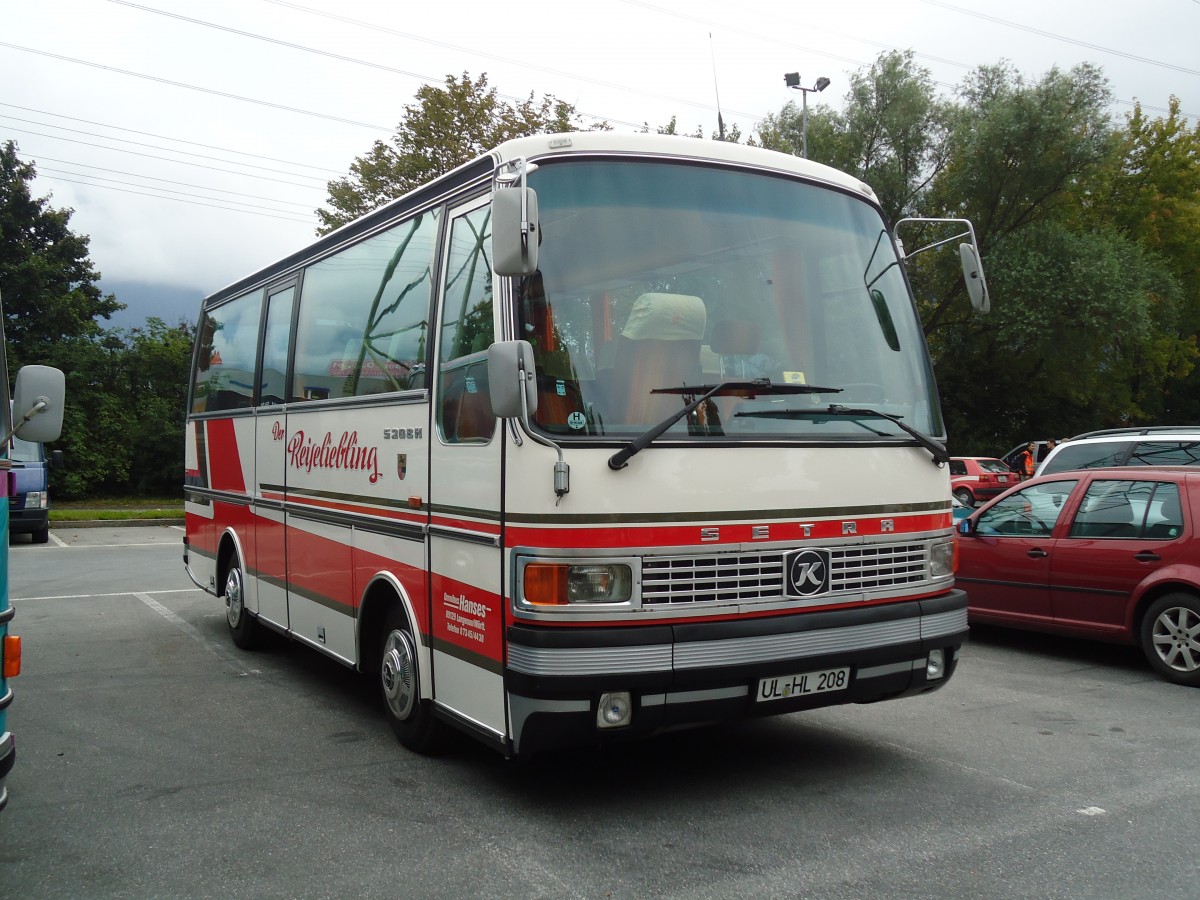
[518,159,942,442]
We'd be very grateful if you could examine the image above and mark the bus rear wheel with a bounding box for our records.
[379,610,443,754]
[224,557,259,650]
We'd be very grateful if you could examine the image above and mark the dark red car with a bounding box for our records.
[956,467,1200,686]
[950,456,1019,507]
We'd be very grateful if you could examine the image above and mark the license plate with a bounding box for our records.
[756,667,850,702]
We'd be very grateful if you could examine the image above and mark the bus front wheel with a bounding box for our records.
[379,610,443,754]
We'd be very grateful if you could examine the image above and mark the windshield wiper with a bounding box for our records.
[735,403,949,466]
[608,379,842,470]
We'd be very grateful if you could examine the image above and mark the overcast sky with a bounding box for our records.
[3,0,1197,322]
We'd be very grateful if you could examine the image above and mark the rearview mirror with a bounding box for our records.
[894,217,990,315]
[957,518,974,537]
[492,187,539,276]
[12,364,66,444]
[959,243,990,314]
[487,340,538,419]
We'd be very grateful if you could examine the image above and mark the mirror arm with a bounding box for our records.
[894,217,980,261]
[0,397,50,447]
[514,352,569,501]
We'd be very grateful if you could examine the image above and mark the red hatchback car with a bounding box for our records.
[956,467,1200,686]
[950,456,1019,507]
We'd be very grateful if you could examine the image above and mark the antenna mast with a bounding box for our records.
[709,33,725,140]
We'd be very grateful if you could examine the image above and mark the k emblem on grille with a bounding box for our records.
[785,548,832,597]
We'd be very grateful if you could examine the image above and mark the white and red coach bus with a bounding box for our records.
[184,132,988,757]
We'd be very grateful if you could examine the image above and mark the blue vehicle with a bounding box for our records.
[8,433,61,545]
[0,290,66,810]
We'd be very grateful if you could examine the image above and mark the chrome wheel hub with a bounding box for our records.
[381,629,417,720]
[224,568,243,628]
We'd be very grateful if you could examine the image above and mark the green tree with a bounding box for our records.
[936,222,1187,452]
[0,141,123,371]
[934,62,1115,247]
[757,51,949,224]
[918,62,1118,339]
[121,317,195,495]
[318,73,588,234]
[1088,98,1200,422]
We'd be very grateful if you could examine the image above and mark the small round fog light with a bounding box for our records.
[926,648,946,680]
[597,691,632,729]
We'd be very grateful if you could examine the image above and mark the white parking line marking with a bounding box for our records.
[14,587,205,602]
[49,532,68,548]
[135,591,259,676]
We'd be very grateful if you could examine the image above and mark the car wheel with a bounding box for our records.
[953,488,974,508]
[379,608,444,753]
[31,525,49,544]
[1140,592,1200,687]
[224,556,259,650]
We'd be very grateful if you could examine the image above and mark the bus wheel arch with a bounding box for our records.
[360,576,443,753]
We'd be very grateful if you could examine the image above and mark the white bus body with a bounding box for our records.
[184,132,972,757]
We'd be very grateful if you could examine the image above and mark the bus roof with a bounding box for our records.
[487,131,876,198]
[203,131,879,309]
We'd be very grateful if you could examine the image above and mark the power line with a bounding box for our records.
[4,125,326,189]
[35,164,315,217]
[0,101,342,176]
[18,153,317,208]
[0,42,392,131]
[248,0,747,125]
[32,172,314,224]
[919,0,1200,79]
[616,0,1194,120]
[110,0,650,130]
[0,113,330,183]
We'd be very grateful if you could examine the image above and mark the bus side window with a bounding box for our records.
[191,290,262,413]
[295,213,437,401]
[260,285,295,405]
[437,203,495,443]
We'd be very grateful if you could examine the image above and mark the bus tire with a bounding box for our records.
[379,609,443,754]
[223,556,259,651]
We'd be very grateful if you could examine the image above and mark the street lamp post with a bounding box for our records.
[784,73,831,159]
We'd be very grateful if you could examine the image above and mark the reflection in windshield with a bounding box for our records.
[10,435,41,463]
[518,159,940,442]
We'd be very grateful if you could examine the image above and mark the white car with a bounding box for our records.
[1037,427,1200,477]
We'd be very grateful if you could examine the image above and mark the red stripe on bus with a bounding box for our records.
[204,419,247,494]
[504,513,951,549]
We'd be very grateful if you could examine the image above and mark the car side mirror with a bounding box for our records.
[958,518,974,537]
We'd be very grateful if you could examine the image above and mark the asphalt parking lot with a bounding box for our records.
[1,526,1197,899]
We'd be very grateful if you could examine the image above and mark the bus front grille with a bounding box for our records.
[641,543,928,605]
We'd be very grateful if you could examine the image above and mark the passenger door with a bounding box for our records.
[427,197,507,739]
[253,281,296,629]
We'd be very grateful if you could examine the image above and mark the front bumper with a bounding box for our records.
[8,508,49,534]
[506,591,967,755]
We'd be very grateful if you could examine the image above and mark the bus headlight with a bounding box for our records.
[930,540,955,578]
[521,561,633,607]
